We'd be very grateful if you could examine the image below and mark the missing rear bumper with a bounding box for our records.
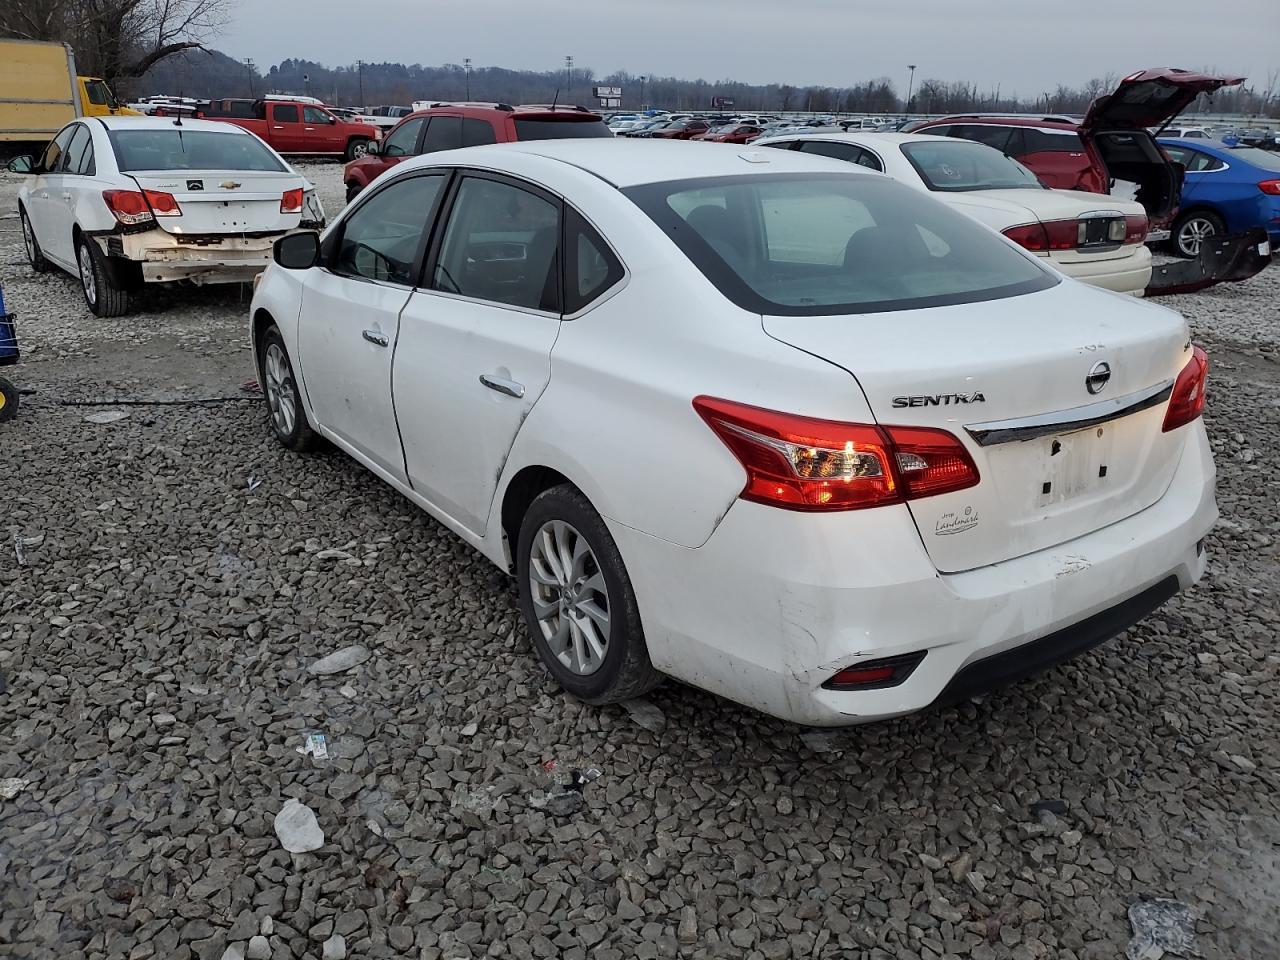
[1146,227,1273,296]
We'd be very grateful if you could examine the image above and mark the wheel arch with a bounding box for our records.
[498,465,577,572]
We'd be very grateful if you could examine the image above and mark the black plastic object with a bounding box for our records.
[1147,227,1273,296]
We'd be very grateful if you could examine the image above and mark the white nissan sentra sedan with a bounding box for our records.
[10,116,325,317]
[249,140,1216,726]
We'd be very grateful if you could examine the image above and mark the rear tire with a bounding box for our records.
[344,139,372,162]
[20,206,49,273]
[1171,210,1225,259]
[0,378,17,423]
[258,325,317,452]
[345,181,362,203]
[517,485,660,704]
[77,237,132,317]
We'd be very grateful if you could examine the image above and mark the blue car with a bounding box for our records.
[1158,138,1280,257]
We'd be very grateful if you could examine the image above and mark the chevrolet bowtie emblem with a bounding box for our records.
[220,181,242,190]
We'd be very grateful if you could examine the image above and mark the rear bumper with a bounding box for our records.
[1053,246,1152,296]
[98,229,299,285]
[609,423,1216,726]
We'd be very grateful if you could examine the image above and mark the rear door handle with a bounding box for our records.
[361,329,389,347]
[479,374,525,399]
[61,193,72,201]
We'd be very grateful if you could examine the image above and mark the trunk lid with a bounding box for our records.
[128,171,303,235]
[762,281,1193,572]
[1081,69,1245,133]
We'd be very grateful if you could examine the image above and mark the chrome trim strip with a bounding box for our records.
[965,379,1174,446]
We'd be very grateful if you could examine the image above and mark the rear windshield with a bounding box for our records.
[1228,146,1280,171]
[108,129,287,172]
[625,173,1055,316]
[901,140,1044,192]
[513,118,612,141]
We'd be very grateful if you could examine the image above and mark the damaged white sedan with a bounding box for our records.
[9,116,324,316]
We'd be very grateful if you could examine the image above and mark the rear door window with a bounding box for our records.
[420,116,462,153]
[951,125,1014,152]
[462,118,497,147]
[62,125,94,175]
[796,140,864,164]
[512,118,612,140]
[565,208,624,313]
[1020,128,1087,154]
[273,104,300,124]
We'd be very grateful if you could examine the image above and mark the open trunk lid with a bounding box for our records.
[128,170,303,235]
[762,281,1195,573]
[1081,68,1245,133]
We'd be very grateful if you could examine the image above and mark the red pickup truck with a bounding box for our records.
[200,99,379,161]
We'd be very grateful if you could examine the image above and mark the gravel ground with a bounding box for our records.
[1,161,1278,960]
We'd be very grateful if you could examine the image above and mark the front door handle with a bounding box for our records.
[361,329,389,347]
[479,374,525,399]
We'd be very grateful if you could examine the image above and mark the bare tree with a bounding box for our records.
[1,0,233,87]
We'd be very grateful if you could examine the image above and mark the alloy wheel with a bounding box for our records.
[263,342,298,436]
[21,214,35,265]
[1178,217,1216,257]
[78,244,96,306]
[528,519,611,676]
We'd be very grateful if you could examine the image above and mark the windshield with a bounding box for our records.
[625,173,1055,315]
[513,118,612,140]
[1228,146,1280,171]
[900,140,1044,192]
[108,129,288,172]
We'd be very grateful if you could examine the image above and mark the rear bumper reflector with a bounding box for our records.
[822,651,927,691]
[930,575,1180,708]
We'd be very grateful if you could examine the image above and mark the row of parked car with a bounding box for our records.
[2,76,1253,724]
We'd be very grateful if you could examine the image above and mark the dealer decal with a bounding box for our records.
[935,506,979,536]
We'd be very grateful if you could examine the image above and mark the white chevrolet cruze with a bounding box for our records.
[250,140,1217,726]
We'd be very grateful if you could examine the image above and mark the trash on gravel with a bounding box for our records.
[274,798,324,853]
[451,785,497,818]
[314,548,361,565]
[0,778,31,800]
[308,645,371,675]
[247,475,263,492]
[541,758,558,773]
[1126,898,1198,960]
[529,788,584,817]
[83,410,130,424]
[1030,798,1069,817]
[296,731,330,762]
[621,698,666,732]
[13,531,45,566]
[241,379,262,394]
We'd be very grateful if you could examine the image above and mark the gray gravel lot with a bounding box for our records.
[1,161,1278,960]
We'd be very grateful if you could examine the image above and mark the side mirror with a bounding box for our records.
[364,140,380,156]
[329,116,338,124]
[6,155,35,175]
[274,231,321,270]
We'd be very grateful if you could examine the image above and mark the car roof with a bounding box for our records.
[396,139,885,188]
[91,116,254,134]
[756,131,951,147]
[921,115,1080,130]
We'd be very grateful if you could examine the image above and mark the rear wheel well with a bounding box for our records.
[500,466,574,570]
[252,308,277,366]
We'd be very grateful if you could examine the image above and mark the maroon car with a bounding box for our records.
[647,119,712,140]
[914,68,1244,227]
[692,123,763,144]
[343,103,610,201]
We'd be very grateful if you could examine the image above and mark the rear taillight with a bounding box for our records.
[1258,180,1280,196]
[1162,346,1209,432]
[281,188,304,213]
[822,652,926,690]
[1123,214,1149,245]
[1002,220,1076,252]
[692,396,979,512]
[143,190,181,217]
[102,190,154,226]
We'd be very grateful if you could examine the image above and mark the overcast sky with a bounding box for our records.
[219,0,1277,97]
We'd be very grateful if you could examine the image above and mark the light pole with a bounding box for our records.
[357,60,365,108]
[464,58,472,100]
[639,75,646,109]
[564,55,573,96]
[906,64,917,113]
[245,58,255,97]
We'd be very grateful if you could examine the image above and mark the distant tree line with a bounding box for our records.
[133,54,1280,118]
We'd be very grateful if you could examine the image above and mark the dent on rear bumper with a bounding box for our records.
[610,424,1217,726]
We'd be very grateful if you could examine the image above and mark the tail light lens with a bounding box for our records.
[1258,180,1280,196]
[143,190,181,217]
[1002,222,1050,251]
[1003,220,1076,252]
[1162,346,1209,432]
[692,396,979,512]
[102,190,155,226]
[823,652,926,690]
[1123,214,1149,244]
[281,188,304,213]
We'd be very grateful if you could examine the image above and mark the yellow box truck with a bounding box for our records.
[1,39,139,154]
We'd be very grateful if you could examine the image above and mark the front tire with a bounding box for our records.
[77,237,132,317]
[20,207,49,273]
[258,325,317,451]
[1171,210,1225,259]
[345,181,362,203]
[517,485,660,704]
[0,378,18,423]
[344,139,372,162]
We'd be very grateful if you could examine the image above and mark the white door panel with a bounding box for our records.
[394,291,560,535]
[296,271,411,482]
